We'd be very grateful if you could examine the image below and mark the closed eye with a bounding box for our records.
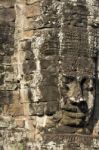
[80,77,87,86]
[65,85,69,91]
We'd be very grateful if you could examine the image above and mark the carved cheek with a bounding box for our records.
[66,82,80,98]
[66,84,76,97]
[87,91,94,110]
[87,79,94,110]
[83,90,88,99]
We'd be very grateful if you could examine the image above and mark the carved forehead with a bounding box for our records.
[63,75,95,82]
[62,57,94,77]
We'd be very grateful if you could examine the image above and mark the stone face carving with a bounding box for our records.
[0,0,99,149]
[60,76,95,127]
[25,0,96,135]
[43,76,95,134]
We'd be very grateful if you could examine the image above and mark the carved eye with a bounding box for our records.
[65,85,69,91]
[64,76,75,84]
[81,77,94,92]
[80,77,87,86]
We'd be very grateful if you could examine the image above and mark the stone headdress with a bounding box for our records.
[60,26,95,77]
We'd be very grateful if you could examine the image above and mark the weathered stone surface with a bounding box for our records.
[25,2,41,18]
[40,85,59,102]
[26,0,39,5]
[29,102,46,116]
[0,0,15,8]
[45,101,59,115]
[0,0,98,149]
[0,8,15,22]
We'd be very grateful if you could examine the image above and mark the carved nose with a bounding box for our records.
[75,84,83,100]
[70,84,84,103]
[76,92,82,99]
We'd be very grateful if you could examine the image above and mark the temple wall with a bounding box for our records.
[0,0,99,149]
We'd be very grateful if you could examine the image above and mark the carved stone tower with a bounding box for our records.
[0,0,99,149]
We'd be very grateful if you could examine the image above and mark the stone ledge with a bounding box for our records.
[43,133,99,146]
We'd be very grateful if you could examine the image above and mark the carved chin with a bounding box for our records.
[61,110,86,127]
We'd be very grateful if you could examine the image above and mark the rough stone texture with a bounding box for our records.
[0,0,99,149]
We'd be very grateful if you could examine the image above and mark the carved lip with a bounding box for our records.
[70,97,86,103]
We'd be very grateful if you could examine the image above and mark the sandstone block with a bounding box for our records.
[0,74,4,85]
[29,102,46,116]
[45,101,59,116]
[41,71,58,86]
[0,91,12,105]
[0,120,9,128]
[40,85,59,102]
[23,60,36,75]
[16,119,25,128]
[25,2,41,18]
[7,103,24,116]
[0,8,15,22]
[45,117,56,128]
[26,0,39,5]
[0,0,15,8]
[23,30,34,39]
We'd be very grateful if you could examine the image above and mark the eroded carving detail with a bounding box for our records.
[61,76,95,128]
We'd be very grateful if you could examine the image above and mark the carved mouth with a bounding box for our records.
[61,99,88,127]
[68,98,88,114]
[62,97,88,113]
[70,97,86,103]
[61,108,86,127]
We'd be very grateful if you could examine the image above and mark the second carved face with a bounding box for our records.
[60,76,95,127]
